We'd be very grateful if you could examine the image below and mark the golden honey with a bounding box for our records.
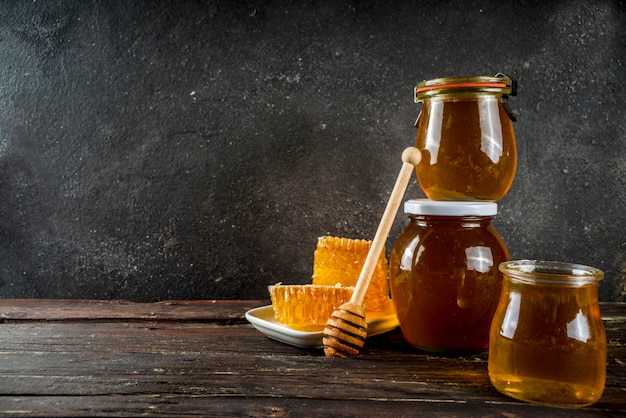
[414,75,517,201]
[312,236,390,312]
[389,200,509,352]
[268,284,354,330]
[488,260,606,407]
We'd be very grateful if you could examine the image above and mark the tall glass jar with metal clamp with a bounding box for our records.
[413,74,518,201]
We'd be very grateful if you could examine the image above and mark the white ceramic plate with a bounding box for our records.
[245,304,399,349]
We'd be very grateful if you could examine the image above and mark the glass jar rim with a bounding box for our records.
[414,75,514,102]
[499,260,604,285]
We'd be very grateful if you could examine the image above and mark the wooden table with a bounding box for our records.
[0,300,623,417]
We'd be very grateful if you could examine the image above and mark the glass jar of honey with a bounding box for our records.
[389,199,509,352]
[488,260,606,408]
[414,74,517,201]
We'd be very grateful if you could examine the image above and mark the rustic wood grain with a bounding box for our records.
[0,300,624,417]
[0,299,266,322]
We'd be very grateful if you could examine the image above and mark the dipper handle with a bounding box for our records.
[350,147,422,306]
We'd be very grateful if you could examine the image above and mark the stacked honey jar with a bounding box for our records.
[389,75,517,352]
[389,75,607,408]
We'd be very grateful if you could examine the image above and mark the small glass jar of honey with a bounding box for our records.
[488,260,606,408]
[414,74,517,201]
[389,199,510,352]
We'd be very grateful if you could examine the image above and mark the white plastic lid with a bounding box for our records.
[404,199,498,216]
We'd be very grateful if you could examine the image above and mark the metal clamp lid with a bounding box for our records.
[414,73,518,121]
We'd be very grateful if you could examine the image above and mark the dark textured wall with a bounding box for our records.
[0,0,624,302]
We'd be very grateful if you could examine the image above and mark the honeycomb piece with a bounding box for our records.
[311,236,390,312]
[268,284,354,329]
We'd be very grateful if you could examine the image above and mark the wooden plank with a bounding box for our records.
[0,395,621,417]
[0,299,267,322]
[0,299,622,321]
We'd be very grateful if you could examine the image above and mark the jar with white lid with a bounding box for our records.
[389,199,510,352]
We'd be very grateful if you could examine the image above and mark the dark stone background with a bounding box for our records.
[0,0,624,302]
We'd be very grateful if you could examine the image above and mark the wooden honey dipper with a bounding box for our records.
[323,146,422,358]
